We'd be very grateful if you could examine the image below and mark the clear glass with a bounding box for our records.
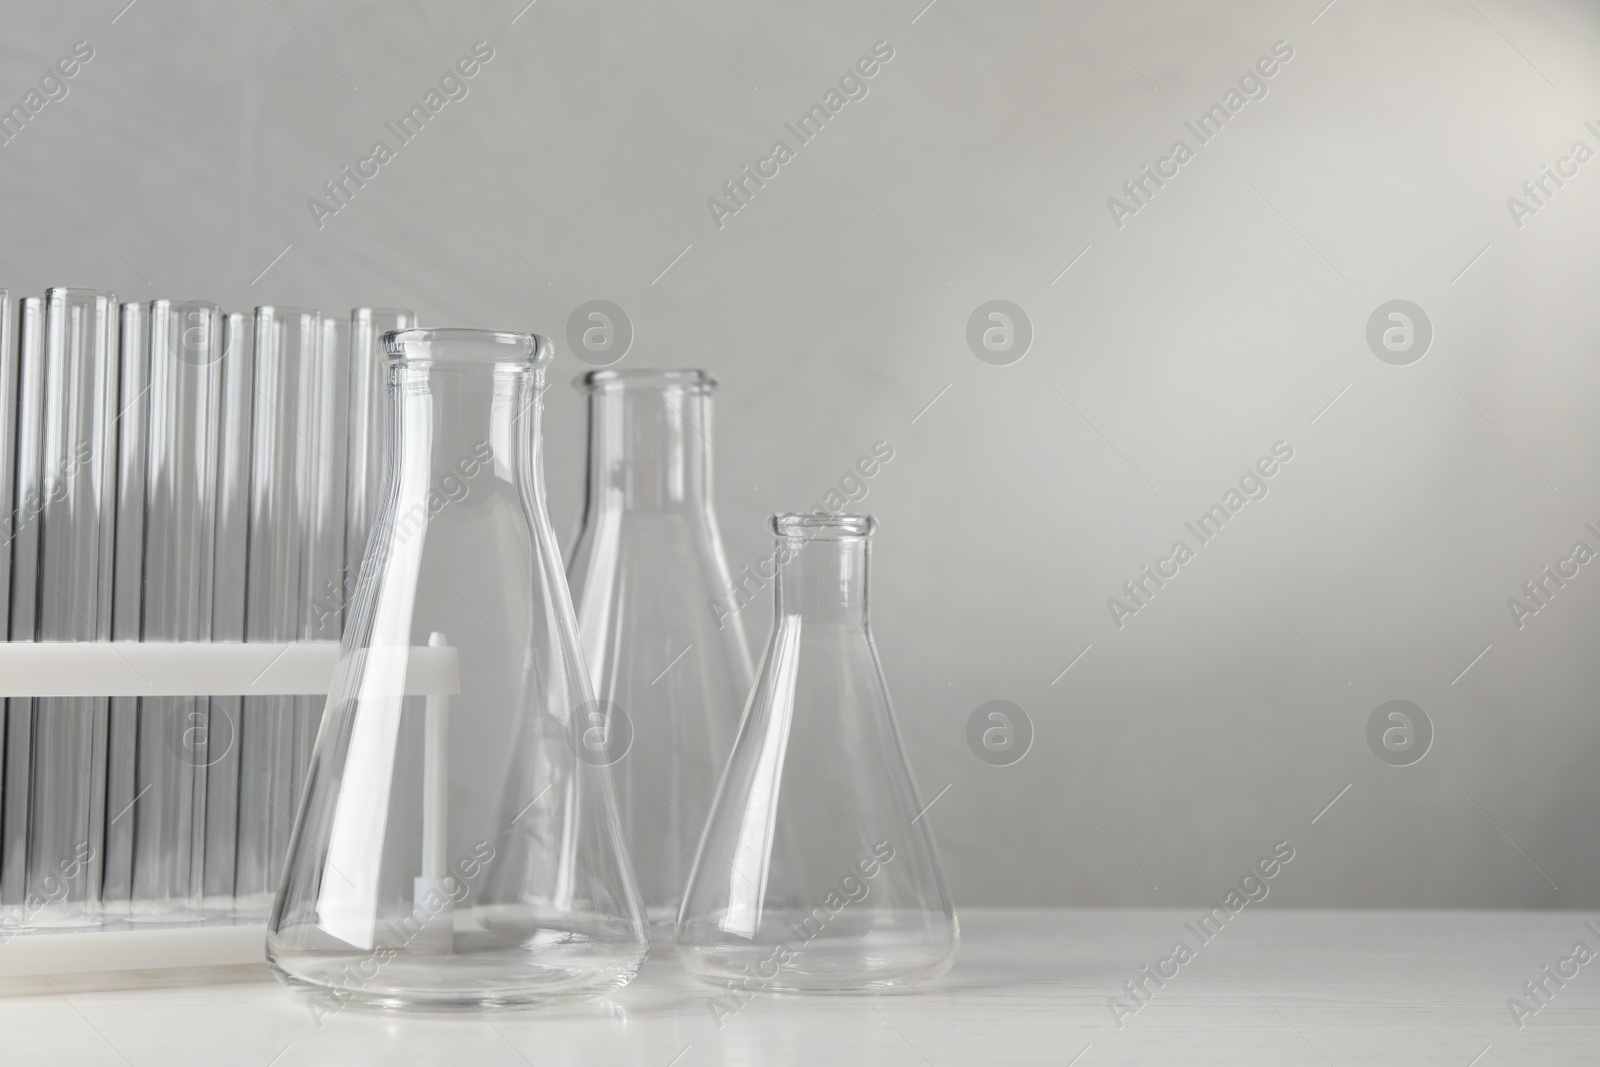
[677,513,958,992]
[29,287,121,926]
[103,301,150,915]
[0,291,12,908]
[203,310,254,908]
[268,328,647,1012]
[565,369,753,928]
[2,297,45,912]
[293,315,348,808]
[344,308,416,603]
[129,301,225,920]
[0,290,12,643]
[237,306,321,914]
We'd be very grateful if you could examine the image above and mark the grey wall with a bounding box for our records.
[3,0,1598,908]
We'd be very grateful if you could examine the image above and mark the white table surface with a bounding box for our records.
[1,908,1595,1065]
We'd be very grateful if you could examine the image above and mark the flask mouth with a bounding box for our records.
[384,328,553,366]
[772,513,875,540]
[577,369,717,393]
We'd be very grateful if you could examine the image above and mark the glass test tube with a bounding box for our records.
[0,292,11,905]
[30,287,120,926]
[2,297,45,913]
[0,291,13,646]
[295,315,347,802]
[203,311,253,910]
[130,301,224,919]
[103,301,150,915]
[344,308,414,592]
[236,306,318,915]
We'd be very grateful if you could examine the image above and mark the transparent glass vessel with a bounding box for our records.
[2,297,45,912]
[293,315,348,804]
[345,308,417,589]
[29,288,120,927]
[678,514,957,992]
[203,310,255,909]
[103,301,150,915]
[237,306,320,915]
[565,369,753,928]
[268,329,647,1012]
[130,300,225,919]
[0,290,12,659]
[0,291,14,911]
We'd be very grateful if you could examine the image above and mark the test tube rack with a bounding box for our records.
[0,639,458,978]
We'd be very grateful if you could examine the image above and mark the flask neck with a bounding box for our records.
[391,363,542,462]
[582,384,712,514]
[774,532,869,625]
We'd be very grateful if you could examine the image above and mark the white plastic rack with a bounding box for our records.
[0,640,458,978]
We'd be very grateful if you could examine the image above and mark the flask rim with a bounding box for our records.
[577,368,717,393]
[383,328,553,365]
[772,513,875,539]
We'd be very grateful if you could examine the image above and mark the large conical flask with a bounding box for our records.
[677,514,957,992]
[268,329,648,1011]
[565,370,754,927]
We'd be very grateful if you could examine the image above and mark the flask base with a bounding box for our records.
[269,951,645,1013]
[268,912,648,1012]
[678,912,957,994]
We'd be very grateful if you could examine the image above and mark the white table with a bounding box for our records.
[1,909,1595,1065]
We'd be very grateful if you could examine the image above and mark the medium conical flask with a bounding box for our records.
[565,370,754,927]
[268,329,647,1011]
[677,514,957,992]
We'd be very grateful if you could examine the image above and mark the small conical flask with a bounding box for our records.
[565,369,754,928]
[268,329,648,1011]
[677,513,957,992]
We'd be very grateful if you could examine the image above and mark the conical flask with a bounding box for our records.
[677,513,957,992]
[565,369,754,928]
[268,329,647,1011]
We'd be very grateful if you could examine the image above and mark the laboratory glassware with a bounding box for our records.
[268,328,647,1011]
[236,306,320,915]
[2,297,45,913]
[344,308,416,596]
[103,300,150,914]
[29,287,120,926]
[203,310,253,909]
[0,290,13,643]
[129,300,225,919]
[293,315,347,806]
[0,292,11,904]
[677,513,958,992]
[565,369,753,927]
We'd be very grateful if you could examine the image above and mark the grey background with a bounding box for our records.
[2,0,1597,909]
